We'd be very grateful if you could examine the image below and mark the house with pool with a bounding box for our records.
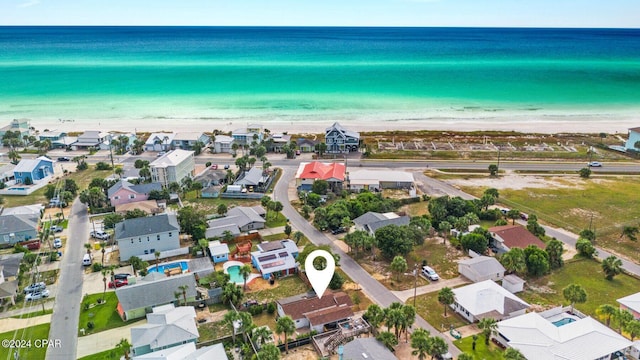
[251,240,299,280]
[496,306,632,360]
[115,214,181,262]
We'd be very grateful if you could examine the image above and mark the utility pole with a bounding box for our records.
[413,264,418,309]
[497,147,501,173]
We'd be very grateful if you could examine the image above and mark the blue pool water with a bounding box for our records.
[226,266,244,283]
[552,318,576,327]
[148,261,188,274]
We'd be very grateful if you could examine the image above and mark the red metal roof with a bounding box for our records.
[298,162,345,181]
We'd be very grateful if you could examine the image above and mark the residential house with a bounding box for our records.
[352,211,410,236]
[116,273,197,321]
[297,138,317,153]
[617,292,640,320]
[295,161,346,192]
[0,164,15,183]
[458,256,505,283]
[341,338,398,360]
[625,127,640,152]
[0,266,18,305]
[132,343,227,360]
[277,291,353,332]
[100,133,137,152]
[232,124,263,145]
[488,224,546,252]
[145,133,175,152]
[150,149,195,187]
[325,122,359,153]
[71,130,109,150]
[37,130,67,142]
[50,136,77,149]
[211,135,235,154]
[194,168,227,199]
[131,304,199,356]
[208,240,229,264]
[267,133,291,152]
[496,307,632,360]
[0,212,39,245]
[171,132,209,150]
[115,214,181,261]
[0,253,25,280]
[452,280,530,323]
[234,167,268,191]
[348,169,415,192]
[205,206,266,239]
[251,240,299,280]
[108,180,162,207]
[13,156,54,184]
[0,119,31,146]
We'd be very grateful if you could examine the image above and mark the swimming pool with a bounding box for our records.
[227,265,244,283]
[552,317,576,327]
[147,261,189,274]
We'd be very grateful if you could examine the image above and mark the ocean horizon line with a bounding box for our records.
[1,25,640,30]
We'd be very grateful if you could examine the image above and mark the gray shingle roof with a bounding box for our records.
[459,256,506,278]
[234,167,264,186]
[342,338,398,360]
[367,216,410,234]
[206,206,265,230]
[0,214,38,235]
[353,212,387,228]
[108,180,162,198]
[114,214,179,239]
[0,253,25,278]
[116,273,196,312]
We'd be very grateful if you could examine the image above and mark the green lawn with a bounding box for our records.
[262,232,309,247]
[453,335,504,360]
[198,320,233,342]
[0,323,50,360]
[78,292,127,335]
[519,258,640,317]
[246,276,310,304]
[77,348,125,360]
[265,212,287,228]
[11,309,53,318]
[410,291,468,331]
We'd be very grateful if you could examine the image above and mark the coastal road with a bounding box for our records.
[46,199,89,360]
[274,167,462,357]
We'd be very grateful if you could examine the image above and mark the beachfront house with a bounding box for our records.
[267,133,291,152]
[277,291,353,332]
[0,119,32,147]
[232,124,263,145]
[71,130,109,150]
[208,240,229,264]
[325,122,360,153]
[171,132,210,150]
[212,135,235,154]
[251,240,299,280]
[150,149,195,187]
[295,161,346,192]
[458,256,505,283]
[130,304,199,357]
[488,224,546,252]
[297,138,318,153]
[617,292,640,320]
[12,156,54,184]
[115,214,181,262]
[115,273,197,321]
[352,212,410,236]
[107,180,162,207]
[626,127,640,152]
[452,280,530,323]
[37,130,67,142]
[144,132,175,152]
[496,307,632,360]
[99,133,137,152]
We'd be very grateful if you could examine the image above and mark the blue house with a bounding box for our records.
[251,240,299,280]
[625,127,640,152]
[208,240,229,264]
[13,156,54,184]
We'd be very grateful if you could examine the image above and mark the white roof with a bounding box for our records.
[208,240,230,256]
[214,135,234,144]
[131,305,199,351]
[1,204,43,216]
[617,292,640,313]
[13,156,53,173]
[458,256,506,278]
[173,132,204,141]
[498,312,632,360]
[150,149,194,167]
[145,132,175,145]
[349,169,414,184]
[453,280,529,318]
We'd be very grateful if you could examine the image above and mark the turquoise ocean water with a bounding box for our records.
[0,27,639,131]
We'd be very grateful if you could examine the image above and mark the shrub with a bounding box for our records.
[95,162,112,170]
[87,321,94,330]
[83,302,90,311]
[329,272,345,290]
[248,305,264,316]
[24,177,33,185]
[92,263,103,272]
[267,302,276,314]
[77,161,88,170]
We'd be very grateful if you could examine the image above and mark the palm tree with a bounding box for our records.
[427,336,448,359]
[174,291,181,305]
[602,255,623,280]
[596,304,617,327]
[217,203,228,216]
[478,318,497,345]
[178,285,189,305]
[458,354,474,360]
[363,304,385,335]
[224,311,243,343]
[437,287,455,317]
[255,344,280,360]
[198,239,209,257]
[499,248,527,275]
[84,243,92,255]
[114,167,124,178]
[625,319,640,341]
[376,331,398,351]
[251,326,273,349]
[504,348,527,360]
[101,268,109,301]
[221,283,243,307]
[293,231,304,245]
[401,305,416,342]
[563,283,587,314]
[613,309,634,334]
[154,250,161,273]
[410,328,430,360]
[116,338,132,360]
[386,306,405,340]
[276,315,295,353]
[390,256,408,282]
[239,264,252,291]
[100,242,106,266]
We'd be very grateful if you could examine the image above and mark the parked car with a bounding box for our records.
[114,273,131,281]
[57,157,70,162]
[224,164,230,170]
[53,238,62,249]
[588,161,603,167]
[421,266,440,281]
[26,289,50,301]
[23,282,46,294]
[157,151,166,157]
[51,225,63,233]
[211,164,218,169]
[520,213,528,221]
[331,227,346,235]
[90,230,110,240]
[109,279,128,288]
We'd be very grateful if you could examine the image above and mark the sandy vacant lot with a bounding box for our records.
[446,172,592,191]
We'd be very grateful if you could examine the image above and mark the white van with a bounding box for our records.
[82,254,92,266]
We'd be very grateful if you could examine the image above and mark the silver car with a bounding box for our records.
[26,289,50,301]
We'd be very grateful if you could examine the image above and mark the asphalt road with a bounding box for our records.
[274,167,462,357]
[45,199,89,360]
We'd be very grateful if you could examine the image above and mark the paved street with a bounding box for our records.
[392,277,471,303]
[46,199,89,360]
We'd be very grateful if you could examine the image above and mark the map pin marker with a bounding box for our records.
[305,250,335,299]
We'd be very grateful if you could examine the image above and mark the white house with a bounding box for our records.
[115,214,181,261]
[625,127,640,152]
[452,280,530,323]
[145,133,175,152]
[496,308,632,360]
[232,124,263,145]
[458,256,505,283]
[348,169,415,192]
[71,130,110,150]
[150,149,195,187]
[131,304,199,357]
[171,132,209,150]
[212,135,235,154]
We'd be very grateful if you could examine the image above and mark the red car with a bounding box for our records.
[211,164,218,169]
[108,279,128,288]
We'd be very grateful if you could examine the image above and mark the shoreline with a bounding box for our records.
[27,115,637,136]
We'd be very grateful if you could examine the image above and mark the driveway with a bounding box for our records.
[392,276,471,303]
[76,320,145,358]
